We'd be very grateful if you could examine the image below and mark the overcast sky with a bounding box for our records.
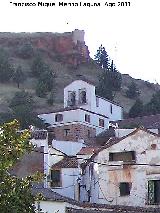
[1,0,160,83]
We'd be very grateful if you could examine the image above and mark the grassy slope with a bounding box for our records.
[0,33,159,115]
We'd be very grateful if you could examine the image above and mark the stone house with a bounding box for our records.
[79,128,160,207]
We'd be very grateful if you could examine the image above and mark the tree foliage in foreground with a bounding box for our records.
[0,120,42,213]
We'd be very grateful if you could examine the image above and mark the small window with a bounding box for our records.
[50,170,61,187]
[64,128,70,136]
[68,91,76,106]
[55,114,63,122]
[99,118,104,127]
[110,104,113,114]
[148,180,160,204]
[96,97,99,107]
[79,89,87,104]
[119,182,131,196]
[109,151,135,162]
[85,114,90,123]
[87,130,91,138]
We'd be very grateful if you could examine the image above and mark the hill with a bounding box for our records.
[0,30,159,116]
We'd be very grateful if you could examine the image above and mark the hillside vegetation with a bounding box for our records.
[0,32,159,117]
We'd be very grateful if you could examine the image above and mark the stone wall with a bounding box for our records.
[50,123,96,144]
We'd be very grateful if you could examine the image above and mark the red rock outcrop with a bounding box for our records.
[0,30,90,66]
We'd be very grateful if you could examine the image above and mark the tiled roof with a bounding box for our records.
[10,147,44,177]
[82,127,160,169]
[31,183,78,203]
[31,130,48,140]
[77,147,100,155]
[95,128,116,145]
[32,184,160,212]
[66,207,160,213]
[52,157,78,169]
[111,114,160,130]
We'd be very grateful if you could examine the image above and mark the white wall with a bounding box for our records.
[95,96,122,121]
[64,80,123,122]
[52,140,85,156]
[72,29,85,44]
[64,80,95,111]
[39,108,110,135]
[35,200,66,213]
[52,168,80,200]
[81,130,160,207]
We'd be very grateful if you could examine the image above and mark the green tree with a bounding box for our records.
[109,60,122,91]
[129,99,144,118]
[144,90,160,115]
[96,60,122,100]
[0,120,42,213]
[36,69,55,98]
[0,112,14,125]
[18,42,34,59]
[126,81,140,99]
[96,69,114,100]
[10,90,34,109]
[35,81,47,98]
[39,70,54,91]
[0,49,14,82]
[47,90,55,105]
[9,91,44,129]
[31,56,46,77]
[94,44,110,69]
[13,65,26,88]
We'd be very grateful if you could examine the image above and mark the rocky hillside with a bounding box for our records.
[0,30,159,116]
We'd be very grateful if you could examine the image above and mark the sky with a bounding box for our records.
[0,0,160,83]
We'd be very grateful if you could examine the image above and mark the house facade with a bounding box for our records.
[39,80,123,144]
[80,128,160,207]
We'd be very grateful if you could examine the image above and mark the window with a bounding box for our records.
[79,89,87,104]
[119,182,131,196]
[96,97,99,107]
[110,104,113,114]
[64,128,70,136]
[109,151,135,162]
[68,91,76,106]
[148,180,160,205]
[50,170,61,187]
[85,114,90,123]
[87,130,91,138]
[55,114,63,122]
[99,118,104,127]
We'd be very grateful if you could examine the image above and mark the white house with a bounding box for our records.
[33,184,156,213]
[79,128,160,207]
[39,80,123,145]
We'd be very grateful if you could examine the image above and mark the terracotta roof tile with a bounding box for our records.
[32,185,160,212]
[111,114,160,131]
[31,130,48,140]
[10,147,44,177]
[77,147,100,155]
[52,157,78,169]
